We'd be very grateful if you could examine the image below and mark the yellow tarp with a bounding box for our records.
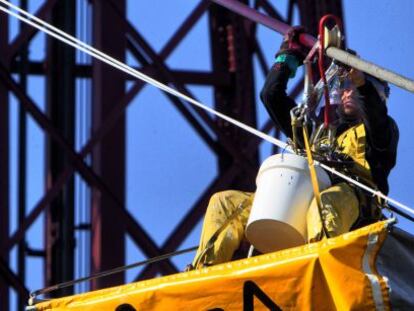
[34,221,391,310]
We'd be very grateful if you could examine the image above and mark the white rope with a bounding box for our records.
[318,162,414,215]
[1,0,412,217]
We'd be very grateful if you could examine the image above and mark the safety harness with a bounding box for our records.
[289,15,385,238]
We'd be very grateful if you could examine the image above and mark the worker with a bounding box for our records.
[189,27,398,269]
[260,26,398,241]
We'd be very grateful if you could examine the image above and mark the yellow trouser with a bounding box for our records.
[192,190,254,268]
[193,183,360,267]
[307,182,359,242]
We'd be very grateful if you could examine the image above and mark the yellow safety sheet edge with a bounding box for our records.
[34,221,391,311]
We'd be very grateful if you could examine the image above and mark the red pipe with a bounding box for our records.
[210,0,316,47]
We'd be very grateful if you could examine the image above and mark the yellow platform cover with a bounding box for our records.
[34,221,391,311]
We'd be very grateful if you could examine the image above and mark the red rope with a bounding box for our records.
[318,14,342,128]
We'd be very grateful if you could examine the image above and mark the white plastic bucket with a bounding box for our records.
[245,153,331,253]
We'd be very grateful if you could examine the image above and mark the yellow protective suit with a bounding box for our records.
[307,123,377,241]
[306,182,359,242]
[192,191,254,268]
[193,123,380,267]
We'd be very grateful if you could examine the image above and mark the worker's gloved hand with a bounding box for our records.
[348,68,365,87]
[276,26,309,63]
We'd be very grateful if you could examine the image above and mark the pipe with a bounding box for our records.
[326,47,414,92]
[210,0,414,94]
[210,0,291,34]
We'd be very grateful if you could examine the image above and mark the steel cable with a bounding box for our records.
[30,246,198,300]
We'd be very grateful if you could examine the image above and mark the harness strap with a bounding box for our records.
[303,126,328,237]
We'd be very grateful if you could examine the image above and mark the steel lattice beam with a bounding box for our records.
[5,0,213,272]
[0,257,29,302]
[45,0,76,296]
[0,9,10,310]
[6,0,58,62]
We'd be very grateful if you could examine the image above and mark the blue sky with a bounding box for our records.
[5,0,414,301]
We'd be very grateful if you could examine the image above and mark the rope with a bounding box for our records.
[0,1,412,218]
[30,245,198,299]
[317,162,414,216]
[318,14,343,128]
